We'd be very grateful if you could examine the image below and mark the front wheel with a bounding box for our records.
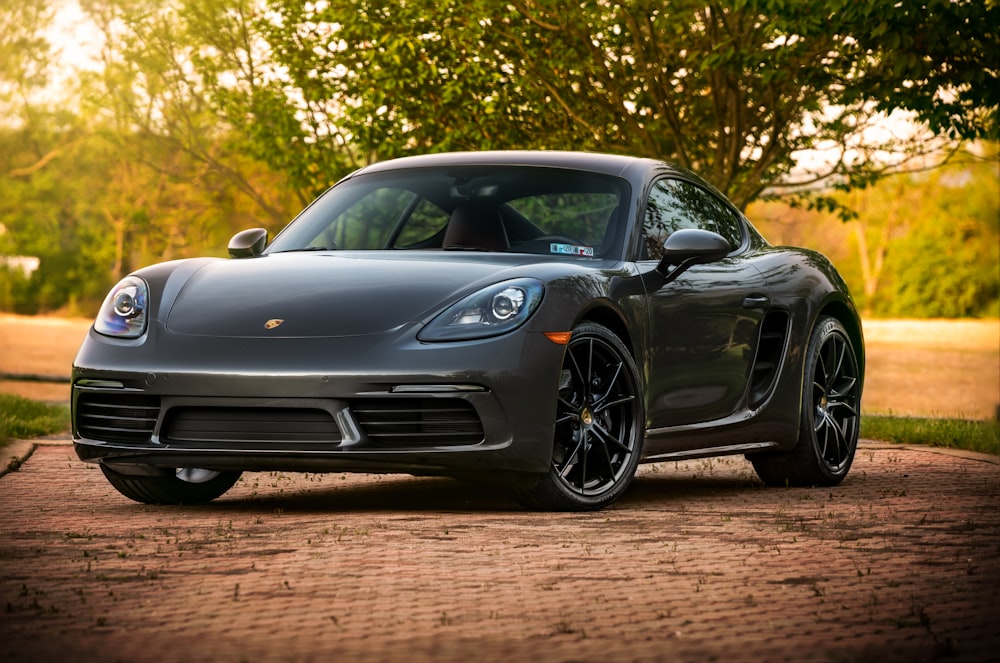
[751,316,861,487]
[517,323,644,511]
[100,464,242,505]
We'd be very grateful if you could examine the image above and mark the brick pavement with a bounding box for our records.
[0,440,997,663]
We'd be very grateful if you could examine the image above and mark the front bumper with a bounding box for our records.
[72,324,565,477]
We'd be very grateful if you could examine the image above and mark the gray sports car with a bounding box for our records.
[72,151,864,510]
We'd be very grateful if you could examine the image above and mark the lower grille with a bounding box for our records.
[351,398,484,447]
[76,393,159,444]
[162,407,341,446]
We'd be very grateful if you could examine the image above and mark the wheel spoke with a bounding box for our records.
[585,339,594,399]
[597,436,617,484]
[829,338,847,387]
[828,399,858,417]
[557,436,584,479]
[592,360,624,407]
[829,376,857,400]
[592,421,630,455]
[566,348,589,402]
[827,337,842,377]
[593,394,635,416]
[830,415,848,464]
[555,394,578,424]
[816,420,827,457]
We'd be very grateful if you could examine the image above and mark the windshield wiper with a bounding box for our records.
[271,246,338,253]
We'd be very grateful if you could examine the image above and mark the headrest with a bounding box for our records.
[443,205,509,251]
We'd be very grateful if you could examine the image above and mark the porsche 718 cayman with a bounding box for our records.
[72,151,864,510]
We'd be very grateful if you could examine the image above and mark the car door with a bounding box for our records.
[640,178,768,429]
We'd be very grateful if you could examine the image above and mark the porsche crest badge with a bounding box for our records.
[264,319,284,330]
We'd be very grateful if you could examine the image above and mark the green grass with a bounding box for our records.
[862,414,1000,456]
[0,394,70,447]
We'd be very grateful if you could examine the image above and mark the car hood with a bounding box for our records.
[164,251,549,338]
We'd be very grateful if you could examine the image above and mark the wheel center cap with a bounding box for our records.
[581,408,594,426]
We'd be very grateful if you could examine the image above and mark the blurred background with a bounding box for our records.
[2,0,997,317]
[1,0,997,419]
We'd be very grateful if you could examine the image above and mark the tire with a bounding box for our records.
[517,322,644,511]
[751,316,861,487]
[100,464,242,505]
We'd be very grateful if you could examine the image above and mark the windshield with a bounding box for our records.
[266,166,629,258]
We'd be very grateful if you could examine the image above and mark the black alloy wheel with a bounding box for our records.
[519,322,644,510]
[751,316,861,486]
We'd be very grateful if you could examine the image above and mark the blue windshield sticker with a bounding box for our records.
[550,243,595,257]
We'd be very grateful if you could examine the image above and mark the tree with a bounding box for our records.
[81,0,302,221]
[0,0,52,120]
[877,158,1000,318]
[254,0,998,208]
[749,148,1000,318]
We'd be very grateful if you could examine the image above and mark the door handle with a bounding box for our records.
[742,294,770,309]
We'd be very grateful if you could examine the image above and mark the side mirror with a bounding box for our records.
[656,228,730,274]
[228,228,268,258]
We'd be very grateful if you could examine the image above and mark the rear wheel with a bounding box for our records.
[751,316,861,486]
[518,323,644,511]
[100,464,242,505]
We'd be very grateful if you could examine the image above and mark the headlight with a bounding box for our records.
[94,276,149,338]
[418,278,544,341]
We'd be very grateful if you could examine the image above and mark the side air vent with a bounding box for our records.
[748,310,790,409]
[350,399,484,448]
[76,393,160,444]
[161,407,341,446]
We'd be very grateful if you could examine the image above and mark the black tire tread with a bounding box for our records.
[100,465,241,505]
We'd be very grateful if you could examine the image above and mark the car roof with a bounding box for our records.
[348,150,677,184]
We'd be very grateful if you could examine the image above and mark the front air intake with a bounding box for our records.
[76,393,159,444]
[350,398,484,447]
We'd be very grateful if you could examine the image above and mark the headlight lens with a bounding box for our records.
[95,276,149,338]
[418,278,543,341]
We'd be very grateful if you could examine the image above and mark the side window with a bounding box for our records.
[642,179,744,259]
[643,180,700,260]
[690,184,745,249]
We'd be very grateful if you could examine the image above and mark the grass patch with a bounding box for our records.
[0,394,70,447]
[862,415,1000,456]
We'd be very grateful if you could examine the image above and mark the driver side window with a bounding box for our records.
[642,179,744,259]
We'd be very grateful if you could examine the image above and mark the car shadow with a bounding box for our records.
[214,475,525,513]
[188,471,767,514]
[619,473,766,507]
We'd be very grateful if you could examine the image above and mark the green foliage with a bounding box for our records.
[843,0,999,141]
[0,0,53,111]
[0,394,69,446]
[867,160,999,317]
[1,0,998,315]
[749,152,999,318]
[879,171,1000,317]
[252,0,998,208]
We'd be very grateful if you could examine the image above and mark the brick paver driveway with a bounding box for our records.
[1,440,997,663]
